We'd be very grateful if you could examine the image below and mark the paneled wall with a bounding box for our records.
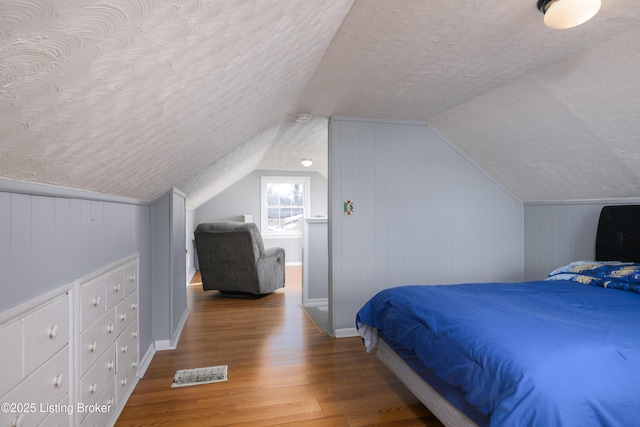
[0,179,152,354]
[523,200,640,280]
[329,118,524,333]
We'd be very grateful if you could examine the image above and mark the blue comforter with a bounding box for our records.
[356,280,640,426]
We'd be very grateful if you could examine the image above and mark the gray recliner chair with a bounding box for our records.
[194,222,285,295]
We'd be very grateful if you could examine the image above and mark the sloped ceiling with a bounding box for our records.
[1,0,640,209]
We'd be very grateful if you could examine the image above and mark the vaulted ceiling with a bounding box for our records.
[2,0,639,209]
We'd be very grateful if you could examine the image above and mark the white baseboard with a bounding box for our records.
[138,342,156,377]
[155,309,190,351]
[155,339,174,351]
[302,298,328,307]
[334,327,359,338]
[172,308,189,348]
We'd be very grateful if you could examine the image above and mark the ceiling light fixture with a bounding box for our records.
[301,158,313,167]
[537,0,601,29]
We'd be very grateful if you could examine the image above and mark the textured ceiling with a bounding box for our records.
[2,0,640,207]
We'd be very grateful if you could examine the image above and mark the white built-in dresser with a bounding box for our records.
[0,254,139,427]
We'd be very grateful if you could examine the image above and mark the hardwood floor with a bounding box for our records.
[115,267,443,426]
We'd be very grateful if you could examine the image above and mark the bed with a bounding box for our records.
[356,205,640,427]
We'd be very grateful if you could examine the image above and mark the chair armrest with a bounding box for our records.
[256,247,285,293]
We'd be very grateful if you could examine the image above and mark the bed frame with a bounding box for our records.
[375,205,640,427]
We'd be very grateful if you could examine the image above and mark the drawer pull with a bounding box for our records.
[129,274,136,282]
[48,325,59,339]
[131,302,137,310]
[89,383,98,394]
[132,330,138,338]
[121,345,128,353]
[92,296,101,307]
[108,361,114,371]
[121,378,128,387]
[89,342,97,352]
[132,361,138,368]
[53,374,64,388]
[10,414,25,427]
[114,283,121,293]
[107,324,114,334]
[120,313,127,322]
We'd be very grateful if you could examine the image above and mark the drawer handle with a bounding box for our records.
[121,345,128,353]
[132,330,138,338]
[121,378,128,387]
[132,361,138,368]
[89,342,97,352]
[92,296,101,307]
[108,361,114,371]
[107,398,115,406]
[114,283,121,293]
[120,313,127,321]
[89,383,98,394]
[10,414,25,427]
[48,325,59,339]
[131,302,137,310]
[53,374,64,388]
[107,324,114,334]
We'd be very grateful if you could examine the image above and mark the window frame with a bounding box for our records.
[260,176,311,238]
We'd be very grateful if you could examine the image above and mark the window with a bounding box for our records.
[261,176,310,236]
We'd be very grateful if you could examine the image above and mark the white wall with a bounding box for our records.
[329,118,524,333]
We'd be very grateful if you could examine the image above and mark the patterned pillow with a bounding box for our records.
[546,261,640,294]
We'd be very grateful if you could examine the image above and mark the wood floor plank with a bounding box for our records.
[115,267,443,426]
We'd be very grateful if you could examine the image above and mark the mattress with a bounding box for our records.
[356,278,640,426]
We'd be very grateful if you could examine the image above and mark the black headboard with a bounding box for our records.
[596,205,640,262]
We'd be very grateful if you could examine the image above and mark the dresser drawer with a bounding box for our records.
[115,346,138,406]
[123,260,138,297]
[39,395,71,427]
[115,321,138,403]
[80,377,115,426]
[80,276,106,331]
[115,292,137,337]
[79,308,116,375]
[80,343,116,408]
[23,294,70,376]
[0,347,69,427]
[0,320,22,397]
[116,321,138,365]
[105,267,125,311]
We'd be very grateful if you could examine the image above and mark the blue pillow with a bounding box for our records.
[546,261,640,294]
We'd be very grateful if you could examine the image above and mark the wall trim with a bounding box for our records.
[138,342,156,378]
[330,116,426,126]
[171,309,190,349]
[334,327,359,338]
[154,339,175,351]
[155,309,189,351]
[0,177,149,205]
[302,298,328,307]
